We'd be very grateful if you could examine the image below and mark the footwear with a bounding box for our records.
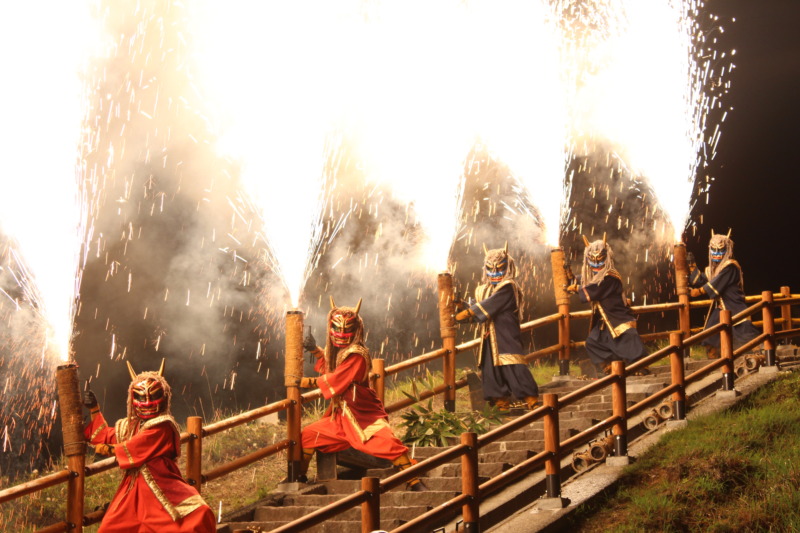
[392,453,428,491]
[632,367,651,377]
[492,397,512,414]
[707,346,720,359]
[524,396,540,410]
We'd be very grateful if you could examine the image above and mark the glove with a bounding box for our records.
[82,390,98,410]
[689,288,704,298]
[686,252,697,270]
[565,284,579,294]
[94,443,115,456]
[299,377,318,389]
[303,331,317,352]
[455,308,474,323]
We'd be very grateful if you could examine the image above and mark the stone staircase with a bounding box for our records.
[217,359,712,533]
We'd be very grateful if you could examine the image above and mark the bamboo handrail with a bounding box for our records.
[8,287,800,532]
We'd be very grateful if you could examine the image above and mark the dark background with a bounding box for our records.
[690,0,800,292]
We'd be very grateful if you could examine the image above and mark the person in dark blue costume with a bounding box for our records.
[455,243,539,412]
[567,236,648,375]
[688,230,759,358]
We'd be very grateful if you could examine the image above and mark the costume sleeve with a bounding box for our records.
[83,411,117,445]
[317,353,367,400]
[470,284,515,323]
[114,422,176,470]
[703,264,739,299]
[689,266,707,287]
[579,276,620,304]
[313,355,327,374]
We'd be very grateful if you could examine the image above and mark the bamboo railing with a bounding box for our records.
[1,282,798,532]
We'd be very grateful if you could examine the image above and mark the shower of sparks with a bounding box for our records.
[0,2,101,360]
[191,1,363,307]
[564,0,730,241]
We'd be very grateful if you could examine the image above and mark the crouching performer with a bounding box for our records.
[454,243,539,413]
[688,230,759,358]
[567,236,648,375]
[82,360,215,533]
[297,297,428,491]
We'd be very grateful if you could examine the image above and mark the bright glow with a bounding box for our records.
[193,1,364,306]
[568,0,714,238]
[0,2,98,360]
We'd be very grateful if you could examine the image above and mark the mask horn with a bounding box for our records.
[711,229,715,238]
[126,361,137,381]
[582,235,590,247]
[602,232,607,247]
[330,296,336,309]
[483,243,488,255]
[354,298,362,315]
[726,228,732,238]
[503,241,508,253]
[158,358,165,377]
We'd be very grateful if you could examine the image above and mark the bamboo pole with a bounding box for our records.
[437,272,457,411]
[669,332,686,420]
[719,310,735,391]
[673,243,691,339]
[762,291,776,366]
[461,432,480,529]
[371,358,386,404]
[55,362,85,533]
[550,248,571,376]
[361,477,380,533]
[543,393,561,498]
[285,310,304,481]
[186,416,203,490]
[780,286,792,333]
[611,361,628,457]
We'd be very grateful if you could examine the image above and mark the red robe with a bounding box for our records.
[84,411,216,533]
[301,344,407,459]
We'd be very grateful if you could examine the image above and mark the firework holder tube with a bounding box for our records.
[673,243,691,339]
[56,362,86,532]
[437,272,457,412]
[550,248,571,376]
[285,310,304,482]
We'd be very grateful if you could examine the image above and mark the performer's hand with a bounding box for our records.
[94,443,115,456]
[686,252,698,270]
[455,308,474,324]
[298,377,318,389]
[565,284,579,294]
[303,332,318,353]
[82,390,98,410]
[689,288,704,298]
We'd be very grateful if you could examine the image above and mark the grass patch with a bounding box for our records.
[563,371,800,532]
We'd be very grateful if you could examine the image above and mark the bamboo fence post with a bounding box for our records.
[780,286,792,332]
[285,310,304,481]
[461,432,480,529]
[372,358,386,404]
[543,393,562,498]
[719,310,735,391]
[361,476,380,533]
[550,249,571,376]
[438,272,457,412]
[186,416,203,490]
[762,291,776,366]
[669,332,686,420]
[611,361,628,457]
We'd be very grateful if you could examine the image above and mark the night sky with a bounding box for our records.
[692,0,800,294]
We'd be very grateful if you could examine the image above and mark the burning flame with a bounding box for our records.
[0,2,99,360]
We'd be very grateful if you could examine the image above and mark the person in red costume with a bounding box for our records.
[83,360,216,532]
[295,297,428,491]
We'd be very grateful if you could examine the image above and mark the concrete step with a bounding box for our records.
[276,489,458,510]
[219,518,406,533]
[252,503,430,522]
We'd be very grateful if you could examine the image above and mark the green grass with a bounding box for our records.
[564,371,800,532]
